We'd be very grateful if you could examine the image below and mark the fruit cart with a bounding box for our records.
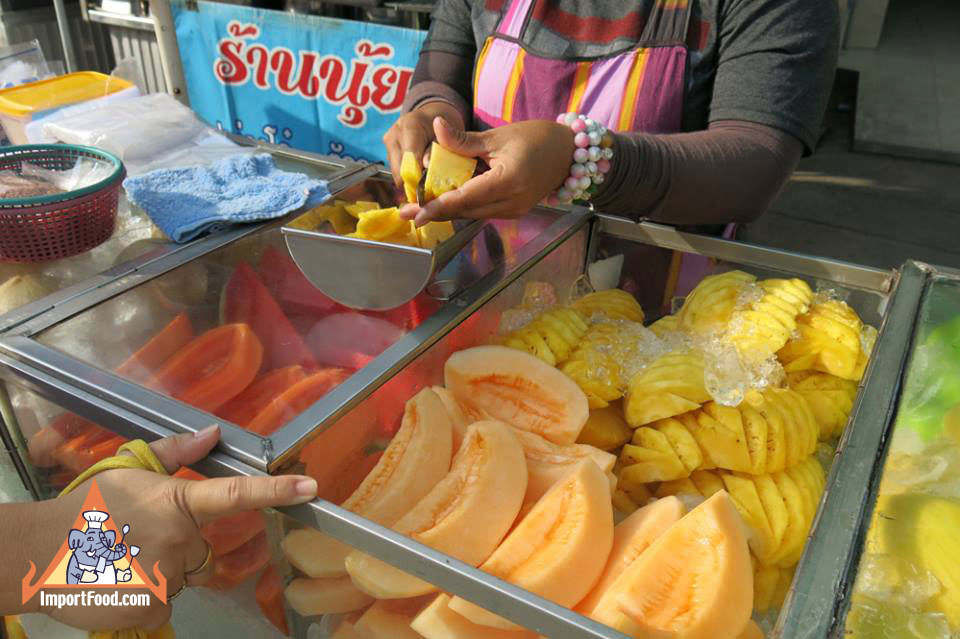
[0,160,953,639]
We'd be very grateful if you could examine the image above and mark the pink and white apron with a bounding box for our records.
[471,0,734,313]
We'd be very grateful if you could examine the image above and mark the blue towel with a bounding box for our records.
[123,153,330,243]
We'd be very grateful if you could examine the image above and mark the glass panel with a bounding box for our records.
[32,174,566,450]
[844,275,960,639]
[0,155,344,319]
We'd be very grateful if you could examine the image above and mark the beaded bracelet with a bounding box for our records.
[545,113,615,206]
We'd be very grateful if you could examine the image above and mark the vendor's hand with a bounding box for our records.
[383,101,465,188]
[398,117,575,226]
[39,425,317,631]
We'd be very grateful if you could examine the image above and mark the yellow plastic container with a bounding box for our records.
[0,72,134,145]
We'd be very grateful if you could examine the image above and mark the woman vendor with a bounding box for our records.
[385,0,839,235]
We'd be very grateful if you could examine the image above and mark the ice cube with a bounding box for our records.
[735,281,765,310]
[703,341,749,407]
[521,281,557,310]
[567,273,594,304]
[499,308,535,334]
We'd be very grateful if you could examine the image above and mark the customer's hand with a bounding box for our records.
[383,101,465,188]
[398,117,575,226]
[39,425,317,631]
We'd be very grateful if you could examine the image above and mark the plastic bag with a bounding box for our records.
[0,40,55,89]
[41,93,244,175]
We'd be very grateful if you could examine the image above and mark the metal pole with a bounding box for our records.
[51,0,79,73]
[152,0,190,104]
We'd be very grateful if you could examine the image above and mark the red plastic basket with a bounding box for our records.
[0,144,125,263]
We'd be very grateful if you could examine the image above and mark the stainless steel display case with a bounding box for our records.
[0,196,941,639]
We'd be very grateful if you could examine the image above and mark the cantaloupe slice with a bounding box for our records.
[332,620,364,639]
[445,345,589,445]
[411,594,536,639]
[355,599,426,639]
[576,496,686,616]
[401,151,423,204]
[282,388,453,577]
[346,421,527,599]
[448,460,613,630]
[284,575,373,615]
[590,491,752,638]
[431,386,475,453]
[511,428,616,506]
[423,142,477,202]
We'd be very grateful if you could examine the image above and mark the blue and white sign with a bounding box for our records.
[172,0,427,163]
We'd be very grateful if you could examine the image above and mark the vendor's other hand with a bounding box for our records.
[40,425,317,631]
[398,117,574,226]
[384,101,465,188]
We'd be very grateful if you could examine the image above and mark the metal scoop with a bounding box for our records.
[282,173,483,311]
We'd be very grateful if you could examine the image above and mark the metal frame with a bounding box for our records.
[774,260,928,639]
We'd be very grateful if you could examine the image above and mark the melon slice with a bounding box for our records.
[284,575,373,615]
[444,345,589,445]
[423,142,477,202]
[355,599,425,639]
[282,388,453,578]
[332,621,364,639]
[346,421,527,599]
[738,620,765,639]
[401,151,423,204]
[431,386,474,453]
[411,594,536,639]
[589,491,752,638]
[511,428,616,505]
[448,460,613,630]
[577,496,686,616]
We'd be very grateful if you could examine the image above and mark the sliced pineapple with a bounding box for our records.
[677,270,757,334]
[778,299,868,381]
[503,306,589,367]
[728,278,814,361]
[786,370,858,440]
[571,289,645,323]
[623,350,711,427]
[344,200,381,218]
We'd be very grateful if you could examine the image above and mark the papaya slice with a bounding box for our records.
[577,496,686,616]
[346,421,527,599]
[148,323,263,413]
[448,460,613,630]
[284,575,374,615]
[444,345,589,445]
[258,246,346,320]
[246,367,350,435]
[222,262,318,371]
[255,565,289,636]
[594,491,752,639]
[115,312,194,383]
[206,531,270,591]
[215,365,307,428]
[411,594,536,639]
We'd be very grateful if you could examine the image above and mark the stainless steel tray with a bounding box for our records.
[282,217,484,310]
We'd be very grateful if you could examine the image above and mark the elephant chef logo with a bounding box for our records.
[21,479,167,605]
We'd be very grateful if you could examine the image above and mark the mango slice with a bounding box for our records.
[577,496,686,616]
[282,388,453,578]
[423,142,477,202]
[445,345,589,445]
[595,491,753,639]
[284,575,373,615]
[401,151,423,204]
[448,460,614,630]
[345,421,527,599]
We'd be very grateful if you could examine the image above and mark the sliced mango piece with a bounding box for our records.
[423,142,477,202]
[448,460,613,630]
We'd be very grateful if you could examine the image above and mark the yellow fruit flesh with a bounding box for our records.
[411,594,536,639]
[577,405,633,451]
[284,575,374,615]
[344,200,380,217]
[623,351,711,427]
[423,142,477,201]
[677,270,757,335]
[571,289,645,323]
[401,151,423,204]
